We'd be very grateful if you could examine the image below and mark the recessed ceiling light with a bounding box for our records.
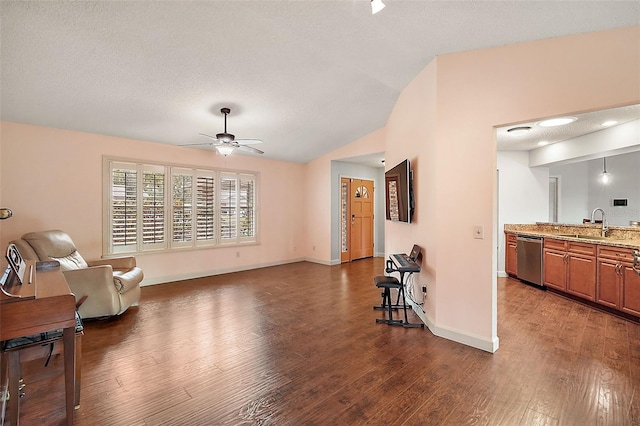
[506,126,532,136]
[538,141,549,146]
[601,120,618,127]
[538,117,577,127]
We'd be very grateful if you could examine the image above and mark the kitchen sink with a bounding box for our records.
[556,234,610,241]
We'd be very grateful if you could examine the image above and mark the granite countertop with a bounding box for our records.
[504,223,640,250]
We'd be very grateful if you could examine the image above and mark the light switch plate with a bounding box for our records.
[473,225,484,239]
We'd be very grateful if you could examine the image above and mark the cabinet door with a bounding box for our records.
[506,242,518,276]
[621,265,640,316]
[566,254,597,301]
[596,259,620,308]
[544,249,566,291]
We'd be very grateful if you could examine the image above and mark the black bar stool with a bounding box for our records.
[373,275,404,325]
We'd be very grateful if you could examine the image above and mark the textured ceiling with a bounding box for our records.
[1,1,639,163]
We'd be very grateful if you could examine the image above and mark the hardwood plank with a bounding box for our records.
[10,261,640,425]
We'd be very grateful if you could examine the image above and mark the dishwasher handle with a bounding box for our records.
[516,235,543,243]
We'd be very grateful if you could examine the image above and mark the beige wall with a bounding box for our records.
[384,25,640,351]
[0,122,307,284]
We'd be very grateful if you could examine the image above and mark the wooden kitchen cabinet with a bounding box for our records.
[597,258,621,309]
[597,246,640,316]
[543,239,567,291]
[505,233,518,277]
[621,264,640,316]
[566,242,597,301]
[543,238,597,300]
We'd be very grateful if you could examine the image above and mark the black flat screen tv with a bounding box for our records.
[385,159,414,223]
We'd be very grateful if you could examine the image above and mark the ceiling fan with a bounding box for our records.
[182,107,264,156]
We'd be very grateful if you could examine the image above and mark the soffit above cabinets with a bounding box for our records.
[496,104,640,152]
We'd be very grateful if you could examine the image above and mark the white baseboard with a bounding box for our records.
[140,257,306,286]
[497,271,508,278]
[408,299,499,353]
[307,257,335,266]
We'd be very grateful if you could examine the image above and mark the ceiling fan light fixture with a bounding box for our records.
[371,0,385,14]
[538,116,577,127]
[216,145,235,156]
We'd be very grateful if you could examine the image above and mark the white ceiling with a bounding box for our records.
[1,1,639,163]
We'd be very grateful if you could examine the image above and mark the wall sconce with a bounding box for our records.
[0,208,13,220]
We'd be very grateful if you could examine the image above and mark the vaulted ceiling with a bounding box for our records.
[1,1,638,163]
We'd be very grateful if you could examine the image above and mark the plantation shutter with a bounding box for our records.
[141,165,166,250]
[196,172,216,242]
[172,170,194,245]
[239,175,256,239]
[111,162,138,251]
[219,174,237,241]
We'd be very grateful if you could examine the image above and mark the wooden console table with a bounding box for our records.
[0,260,77,425]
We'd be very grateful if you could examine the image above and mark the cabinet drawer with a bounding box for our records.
[568,242,596,256]
[544,238,566,251]
[598,246,634,262]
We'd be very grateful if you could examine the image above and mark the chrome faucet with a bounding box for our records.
[591,208,608,237]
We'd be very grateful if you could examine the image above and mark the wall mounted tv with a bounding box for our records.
[385,159,414,223]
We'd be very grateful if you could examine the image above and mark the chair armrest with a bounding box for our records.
[62,266,120,318]
[88,256,136,270]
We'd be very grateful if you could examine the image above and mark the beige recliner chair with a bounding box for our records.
[12,230,143,319]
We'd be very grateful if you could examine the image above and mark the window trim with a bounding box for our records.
[103,156,259,256]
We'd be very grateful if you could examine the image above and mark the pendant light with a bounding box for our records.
[601,157,611,184]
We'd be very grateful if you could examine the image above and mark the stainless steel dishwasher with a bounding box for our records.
[516,235,543,286]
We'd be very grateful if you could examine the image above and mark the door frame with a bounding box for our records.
[340,176,375,263]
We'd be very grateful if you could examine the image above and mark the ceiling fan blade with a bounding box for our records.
[179,142,214,147]
[236,138,263,145]
[238,145,264,154]
[199,132,221,141]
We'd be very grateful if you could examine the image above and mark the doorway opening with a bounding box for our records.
[340,177,374,262]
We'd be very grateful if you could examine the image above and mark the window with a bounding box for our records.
[104,158,258,255]
[196,175,215,241]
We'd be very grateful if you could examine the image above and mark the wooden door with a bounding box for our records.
[350,179,374,261]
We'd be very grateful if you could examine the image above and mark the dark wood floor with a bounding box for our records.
[14,258,640,425]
